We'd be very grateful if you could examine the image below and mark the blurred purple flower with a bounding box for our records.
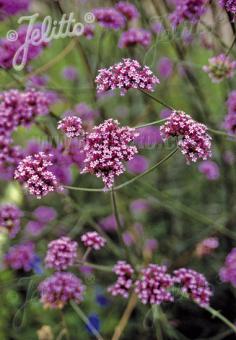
[157,57,173,79]
[135,126,162,147]
[198,160,220,180]
[62,67,79,81]
[127,155,149,174]
[130,199,150,214]
[33,206,57,223]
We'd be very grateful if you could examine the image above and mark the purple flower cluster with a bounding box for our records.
[135,264,174,304]
[170,0,208,27]
[95,59,159,96]
[160,111,212,163]
[93,8,126,30]
[4,242,36,272]
[83,24,95,39]
[45,237,78,271]
[0,89,54,138]
[219,0,236,14]
[81,119,138,189]
[0,0,29,20]
[224,90,236,134]
[198,160,220,180]
[38,272,85,309]
[118,28,152,48]
[203,54,236,83]
[158,57,173,79]
[62,67,79,81]
[108,261,134,298]
[14,152,62,199]
[0,25,47,69]
[81,232,106,250]
[0,136,23,179]
[0,203,23,238]
[115,1,139,20]
[173,268,212,307]
[220,248,236,287]
[58,116,83,138]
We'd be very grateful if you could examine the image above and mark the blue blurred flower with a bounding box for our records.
[86,314,100,335]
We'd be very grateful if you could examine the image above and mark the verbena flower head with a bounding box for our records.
[14,152,62,199]
[0,89,54,138]
[4,242,36,271]
[203,54,236,83]
[0,203,22,238]
[0,25,47,69]
[160,110,212,163]
[45,236,78,271]
[57,116,83,138]
[62,66,78,81]
[83,24,95,39]
[219,0,236,14]
[220,248,236,287]
[170,0,208,27]
[0,0,29,20]
[196,237,219,257]
[95,59,159,96]
[81,232,106,250]
[127,155,149,174]
[118,28,152,48]
[74,103,99,122]
[0,136,23,177]
[135,264,174,304]
[224,90,236,134]
[33,206,57,223]
[81,119,139,189]
[108,261,134,298]
[158,57,173,79]
[38,272,85,309]
[173,268,212,307]
[93,8,126,30]
[198,160,220,180]
[115,1,140,20]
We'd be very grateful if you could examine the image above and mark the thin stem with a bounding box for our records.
[208,128,236,140]
[205,306,236,334]
[77,261,113,272]
[64,147,179,192]
[225,35,236,57]
[135,118,167,129]
[114,147,178,190]
[111,292,138,340]
[81,248,91,262]
[139,89,174,110]
[70,301,104,340]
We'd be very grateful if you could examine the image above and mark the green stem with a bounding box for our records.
[139,89,174,110]
[64,147,178,193]
[70,301,104,340]
[77,261,113,272]
[205,306,236,334]
[135,118,167,129]
[208,128,236,140]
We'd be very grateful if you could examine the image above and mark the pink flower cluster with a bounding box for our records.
[38,272,85,309]
[115,1,139,20]
[81,232,106,250]
[108,261,134,298]
[81,119,138,189]
[196,237,219,257]
[57,116,83,138]
[93,8,126,30]
[203,54,236,83]
[220,248,236,287]
[160,111,212,163]
[219,0,236,14]
[0,203,23,238]
[224,90,236,134]
[14,152,61,199]
[135,264,174,304]
[45,237,78,271]
[0,0,29,20]
[0,25,47,69]
[0,89,54,138]
[4,242,36,272]
[170,0,208,27]
[173,268,212,307]
[95,59,159,96]
[119,28,152,48]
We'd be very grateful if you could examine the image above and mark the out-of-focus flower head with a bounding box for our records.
[118,28,152,48]
[170,0,208,27]
[195,237,219,257]
[0,203,23,238]
[157,57,173,79]
[4,242,36,271]
[0,0,30,21]
[93,7,126,30]
[220,248,236,287]
[115,1,140,20]
[198,160,220,180]
[203,54,236,83]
